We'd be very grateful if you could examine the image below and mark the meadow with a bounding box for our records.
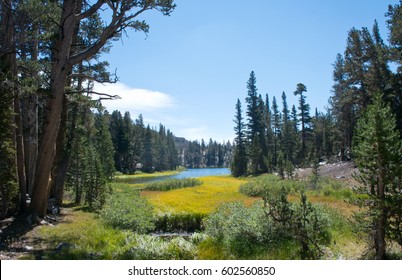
[28,171,373,260]
[142,176,256,214]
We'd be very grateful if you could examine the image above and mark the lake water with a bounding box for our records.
[130,168,231,184]
[171,168,231,179]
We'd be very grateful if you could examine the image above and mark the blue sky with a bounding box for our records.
[98,0,399,142]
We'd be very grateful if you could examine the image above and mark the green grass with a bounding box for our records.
[142,175,256,214]
[115,169,183,181]
[143,178,202,191]
[38,208,129,259]
[38,207,202,260]
[34,174,366,259]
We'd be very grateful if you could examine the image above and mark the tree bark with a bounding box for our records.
[23,92,39,197]
[375,166,387,259]
[50,96,78,207]
[0,0,17,218]
[14,91,27,212]
[29,0,78,219]
[22,22,39,197]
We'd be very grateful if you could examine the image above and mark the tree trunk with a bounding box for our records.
[0,0,11,218]
[29,0,78,219]
[23,92,39,197]
[14,91,27,212]
[375,166,387,259]
[1,0,25,215]
[50,96,78,207]
[23,22,39,197]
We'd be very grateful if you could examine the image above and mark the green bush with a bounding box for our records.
[323,186,333,196]
[143,178,202,191]
[204,202,270,257]
[291,192,332,259]
[216,174,333,259]
[239,174,306,198]
[99,191,155,233]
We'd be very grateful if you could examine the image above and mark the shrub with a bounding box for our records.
[239,174,306,198]
[230,175,333,259]
[291,192,332,259]
[239,174,280,197]
[143,178,202,191]
[204,202,270,257]
[99,191,155,233]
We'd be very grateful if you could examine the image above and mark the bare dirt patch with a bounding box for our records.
[0,208,72,260]
[295,161,358,181]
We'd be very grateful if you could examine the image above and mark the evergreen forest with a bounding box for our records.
[0,0,401,261]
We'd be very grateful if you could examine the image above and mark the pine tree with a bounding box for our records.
[386,3,402,134]
[281,92,294,163]
[265,94,274,170]
[271,96,281,166]
[245,71,266,174]
[94,110,115,181]
[142,125,154,173]
[294,83,311,165]
[353,94,402,259]
[245,71,259,141]
[122,111,134,173]
[330,53,354,160]
[109,110,125,172]
[231,99,247,177]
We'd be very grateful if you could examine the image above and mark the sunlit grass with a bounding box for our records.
[38,174,366,259]
[37,207,201,260]
[142,175,257,214]
[38,208,128,259]
[115,170,181,180]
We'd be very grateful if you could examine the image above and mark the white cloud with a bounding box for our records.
[91,82,234,141]
[93,82,176,113]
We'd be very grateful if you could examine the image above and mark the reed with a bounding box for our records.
[143,178,202,191]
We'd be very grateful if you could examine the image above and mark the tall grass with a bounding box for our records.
[118,234,199,260]
[143,178,202,191]
[154,212,207,232]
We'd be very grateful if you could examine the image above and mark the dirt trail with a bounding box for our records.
[0,208,72,260]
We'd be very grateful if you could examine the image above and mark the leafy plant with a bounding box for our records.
[99,191,155,233]
[238,174,332,259]
[204,202,270,257]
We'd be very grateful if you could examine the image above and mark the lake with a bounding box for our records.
[171,168,231,179]
[130,168,231,184]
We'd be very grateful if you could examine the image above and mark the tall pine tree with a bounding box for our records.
[294,83,311,165]
[231,99,247,177]
[353,94,402,259]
